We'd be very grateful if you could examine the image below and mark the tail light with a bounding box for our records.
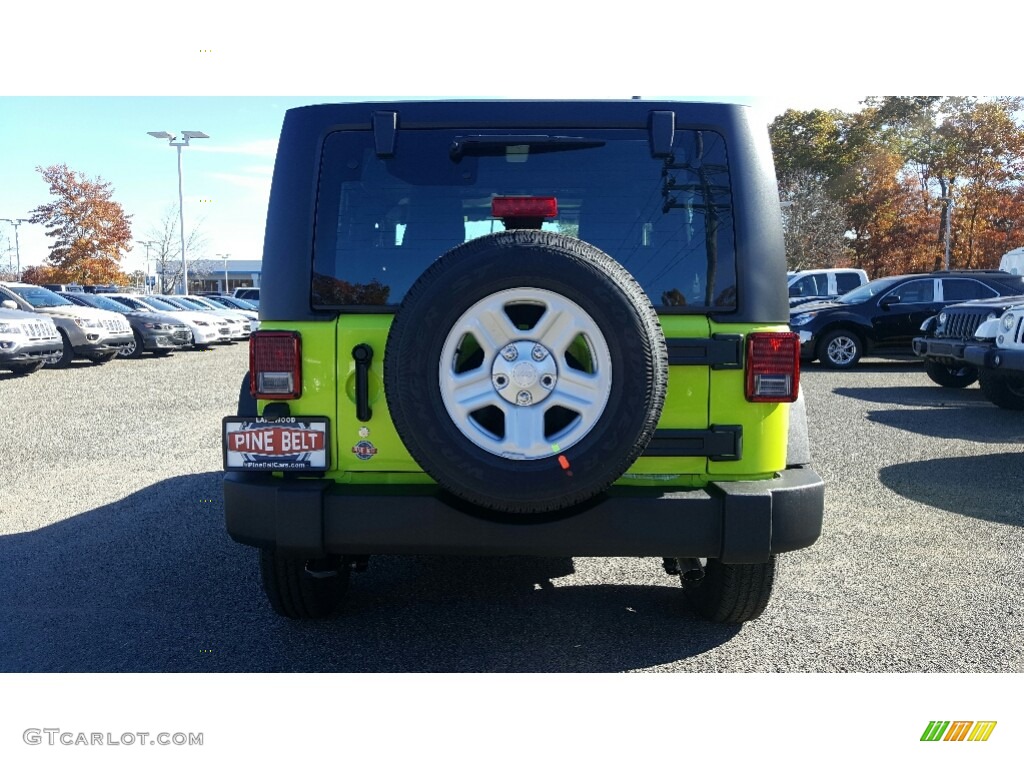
[746,332,800,402]
[492,196,558,229]
[250,331,301,400]
[492,196,558,219]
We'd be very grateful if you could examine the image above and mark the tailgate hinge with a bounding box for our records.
[665,334,742,369]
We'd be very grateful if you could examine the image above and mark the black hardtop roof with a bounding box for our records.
[262,98,788,324]
[283,99,751,130]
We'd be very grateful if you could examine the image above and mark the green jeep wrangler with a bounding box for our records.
[223,100,824,623]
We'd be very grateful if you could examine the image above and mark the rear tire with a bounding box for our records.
[924,360,977,388]
[683,556,777,623]
[259,549,350,620]
[978,371,1024,410]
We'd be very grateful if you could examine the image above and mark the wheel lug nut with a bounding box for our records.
[493,374,508,390]
[501,345,518,361]
[531,344,548,361]
[516,391,533,406]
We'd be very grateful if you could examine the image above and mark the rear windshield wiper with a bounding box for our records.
[450,135,605,160]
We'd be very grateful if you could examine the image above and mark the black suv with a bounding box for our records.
[222,100,825,624]
[791,270,1024,369]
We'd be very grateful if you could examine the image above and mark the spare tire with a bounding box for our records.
[384,230,667,514]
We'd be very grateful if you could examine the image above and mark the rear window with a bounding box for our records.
[312,128,738,311]
[942,279,997,302]
[789,274,826,298]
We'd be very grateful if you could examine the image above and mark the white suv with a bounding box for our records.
[787,268,869,307]
[0,306,62,374]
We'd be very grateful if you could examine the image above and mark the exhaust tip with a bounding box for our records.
[676,558,705,584]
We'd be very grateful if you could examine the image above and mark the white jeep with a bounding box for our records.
[965,307,1024,409]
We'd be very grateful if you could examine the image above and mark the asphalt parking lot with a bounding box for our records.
[0,346,1021,672]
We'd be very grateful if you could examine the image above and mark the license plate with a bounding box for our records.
[223,417,329,471]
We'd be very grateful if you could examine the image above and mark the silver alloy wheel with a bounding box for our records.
[439,288,612,460]
[119,338,136,357]
[826,334,857,366]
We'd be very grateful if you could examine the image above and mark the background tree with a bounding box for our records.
[28,164,133,284]
[770,97,1024,277]
[146,204,210,294]
[779,170,853,271]
[0,235,16,281]
[19,264,60,284]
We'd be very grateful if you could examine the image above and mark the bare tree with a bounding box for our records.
[779,170,854,271]
[146,204,211,294]
[0,235,16,281]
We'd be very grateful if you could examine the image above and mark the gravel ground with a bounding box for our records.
[0,347,1021,673]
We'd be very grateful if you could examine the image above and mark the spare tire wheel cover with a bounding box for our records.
[384,230,667,514]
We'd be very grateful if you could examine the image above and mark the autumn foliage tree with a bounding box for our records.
[28,164,133,285]
[770,97,1024,277]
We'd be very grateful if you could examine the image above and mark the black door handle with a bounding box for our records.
[352,344,373,422]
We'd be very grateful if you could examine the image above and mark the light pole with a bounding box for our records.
[939,196,954,270]
[136,240,157,294]
[0,217,30,281]
[217,253,231,293]
[147,130,209,293]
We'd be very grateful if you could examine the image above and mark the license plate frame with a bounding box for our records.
[223,416,330,471]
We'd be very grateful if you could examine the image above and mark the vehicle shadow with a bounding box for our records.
[879,453,1024,527]
[863,406,1024,443]
[801,358,922,375]
[0,473,740,673]
[832,384,988,408]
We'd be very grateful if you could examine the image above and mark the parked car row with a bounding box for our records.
[0,281,259,375]
[791,269,1024,369]
[783,265,1024,410]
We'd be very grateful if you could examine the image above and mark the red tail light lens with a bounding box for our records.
[491,196,558,219]
[250,331,301,400]
[746,332,800,402]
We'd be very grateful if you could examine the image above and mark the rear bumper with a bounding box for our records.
[223,466,825,564]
